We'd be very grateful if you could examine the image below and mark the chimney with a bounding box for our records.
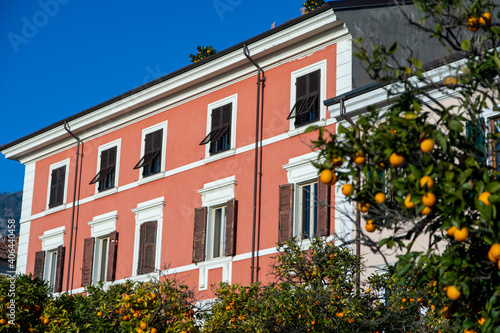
[300,7,307,15]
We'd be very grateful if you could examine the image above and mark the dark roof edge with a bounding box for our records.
[329,0,413,11]
[1,3,341,153]
[324,50,463,106]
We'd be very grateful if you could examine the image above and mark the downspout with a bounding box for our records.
[64,121,82,294]
[339,100,361,294]
[243,44,266,284]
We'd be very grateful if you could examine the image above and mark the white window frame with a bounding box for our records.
[93,236,110,283]
[44,249,58,292]
[93,139,121,198]
[203,94,238,162]
[45,158,70,213]
[131,197,165,277]
[206,205,227,261]
[296,180,318,239]
[87,211,118,284]
[137,121,168,184]
[288,60,327,134]
[196,176,237,290]
[39,226,65,292]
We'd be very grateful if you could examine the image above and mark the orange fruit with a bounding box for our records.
[479,192,491,205]
[488,250,497,263]
[43,318,49,325]
[365,223,376,233]
[390,128,397,135]
[479,12,492,25]
[422,192,436,207]
[328,173,338,186]
[420,139,434,153]
[140,322,147,330]
[446,226,457,236]
[348,318,355,324]
[468,17,480,31]
[478,317,486,326]
[354,152,366,165]
[374,192,386,204]
[366,288,371,293]
[122,316,129,321]
[454,227,469,242]
[336,312,344,318]
[404,195,415,209]
[0,319,6,325]
[419,176,434,189]
[319,169,334,184]
[358,202,370,213]
[342,184,353,196]
[332,156,342,166]
[421,206,432,215]
[151,293,157,300]
[445,76,458,86]
[446,285,461,300]
[489,244,500,261]
[389,152,405,167]
[97,311,102,317]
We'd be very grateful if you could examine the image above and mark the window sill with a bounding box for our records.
[203,149,236,164]
[287,118,327,138]
[44,204,67,216]
[93,187,119,200]
[136,172,165,186]
[196,256,233,290]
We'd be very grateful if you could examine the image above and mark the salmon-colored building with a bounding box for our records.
[1,3,359,295]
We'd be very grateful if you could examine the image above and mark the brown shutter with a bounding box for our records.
[153,129,163,152]
[106,231,119,281]
[56,167,66,206]
[49,168,58,207]
[278,184,294,243]
[81,237,95,287]
[317,179,331,236]
[54,245,65,293]
[192,207,207,263]
[144,132,154,155]
[225,199,238,257]
[34,251,45,279]
[138,222,156,275]
[49,167,65,208]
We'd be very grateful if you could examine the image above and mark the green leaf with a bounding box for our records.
[305,125,318,133]
[436,132,447,151]
[449,119,463,132]
[493,55,500,70]
[486,182,500,194]
[397,263,411,277]
[424,164,434,176]
[445,171,455,181]
[461,39,471,51]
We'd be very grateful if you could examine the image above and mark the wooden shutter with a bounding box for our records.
[49,166,65,208]
[211,106,222,132]
[192,207,207,263]
[138,222,156,275]
[54,245,65,293]
[34,251,45,279]
[153,129,163,152]
[81,237,95,287]
[278,184,294,243]
[316,179,331,236]
[106,231,119,281]
[225,199,238,257]
[144,132,154,155]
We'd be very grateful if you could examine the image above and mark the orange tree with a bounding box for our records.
[310,0,500,331]
[190,45,217,63]
[0,274,50,333]
[202,237,444,332]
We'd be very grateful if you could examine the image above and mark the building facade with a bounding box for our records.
[1,3,358,296]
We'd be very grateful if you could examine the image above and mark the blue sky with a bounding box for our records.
[0,0,310,193]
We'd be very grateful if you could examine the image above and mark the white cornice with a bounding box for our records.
[3,10,345,164]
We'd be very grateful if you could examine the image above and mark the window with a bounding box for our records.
[90,146,117,192]
[281,152,331,242]
[288,69,321,127]
[134,129,163,177]
[132,197,165,276]
[47,159,69,209]
[83,212,118,286]
[297,182,318,239]
[193,199,237,263]
[36,227,66,292]
[466,118,486,165]
[200,103,232,155]
[137,221,157,275]
[34,245,65,292]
